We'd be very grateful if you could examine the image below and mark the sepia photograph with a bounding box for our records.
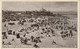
[2,1,78,48]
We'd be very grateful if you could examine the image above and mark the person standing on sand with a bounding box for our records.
[4,24,6,27]
[52,40,56,45]
[16,33,20,38]
[31,36,34,42]
[13,31,15,35]
[33,43,39,48]
[24,37,28,44]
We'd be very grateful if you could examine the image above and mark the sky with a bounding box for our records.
[2,2,77,12]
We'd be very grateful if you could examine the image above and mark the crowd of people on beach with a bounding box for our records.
[2,9,77,48]
[2,15,77,48]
